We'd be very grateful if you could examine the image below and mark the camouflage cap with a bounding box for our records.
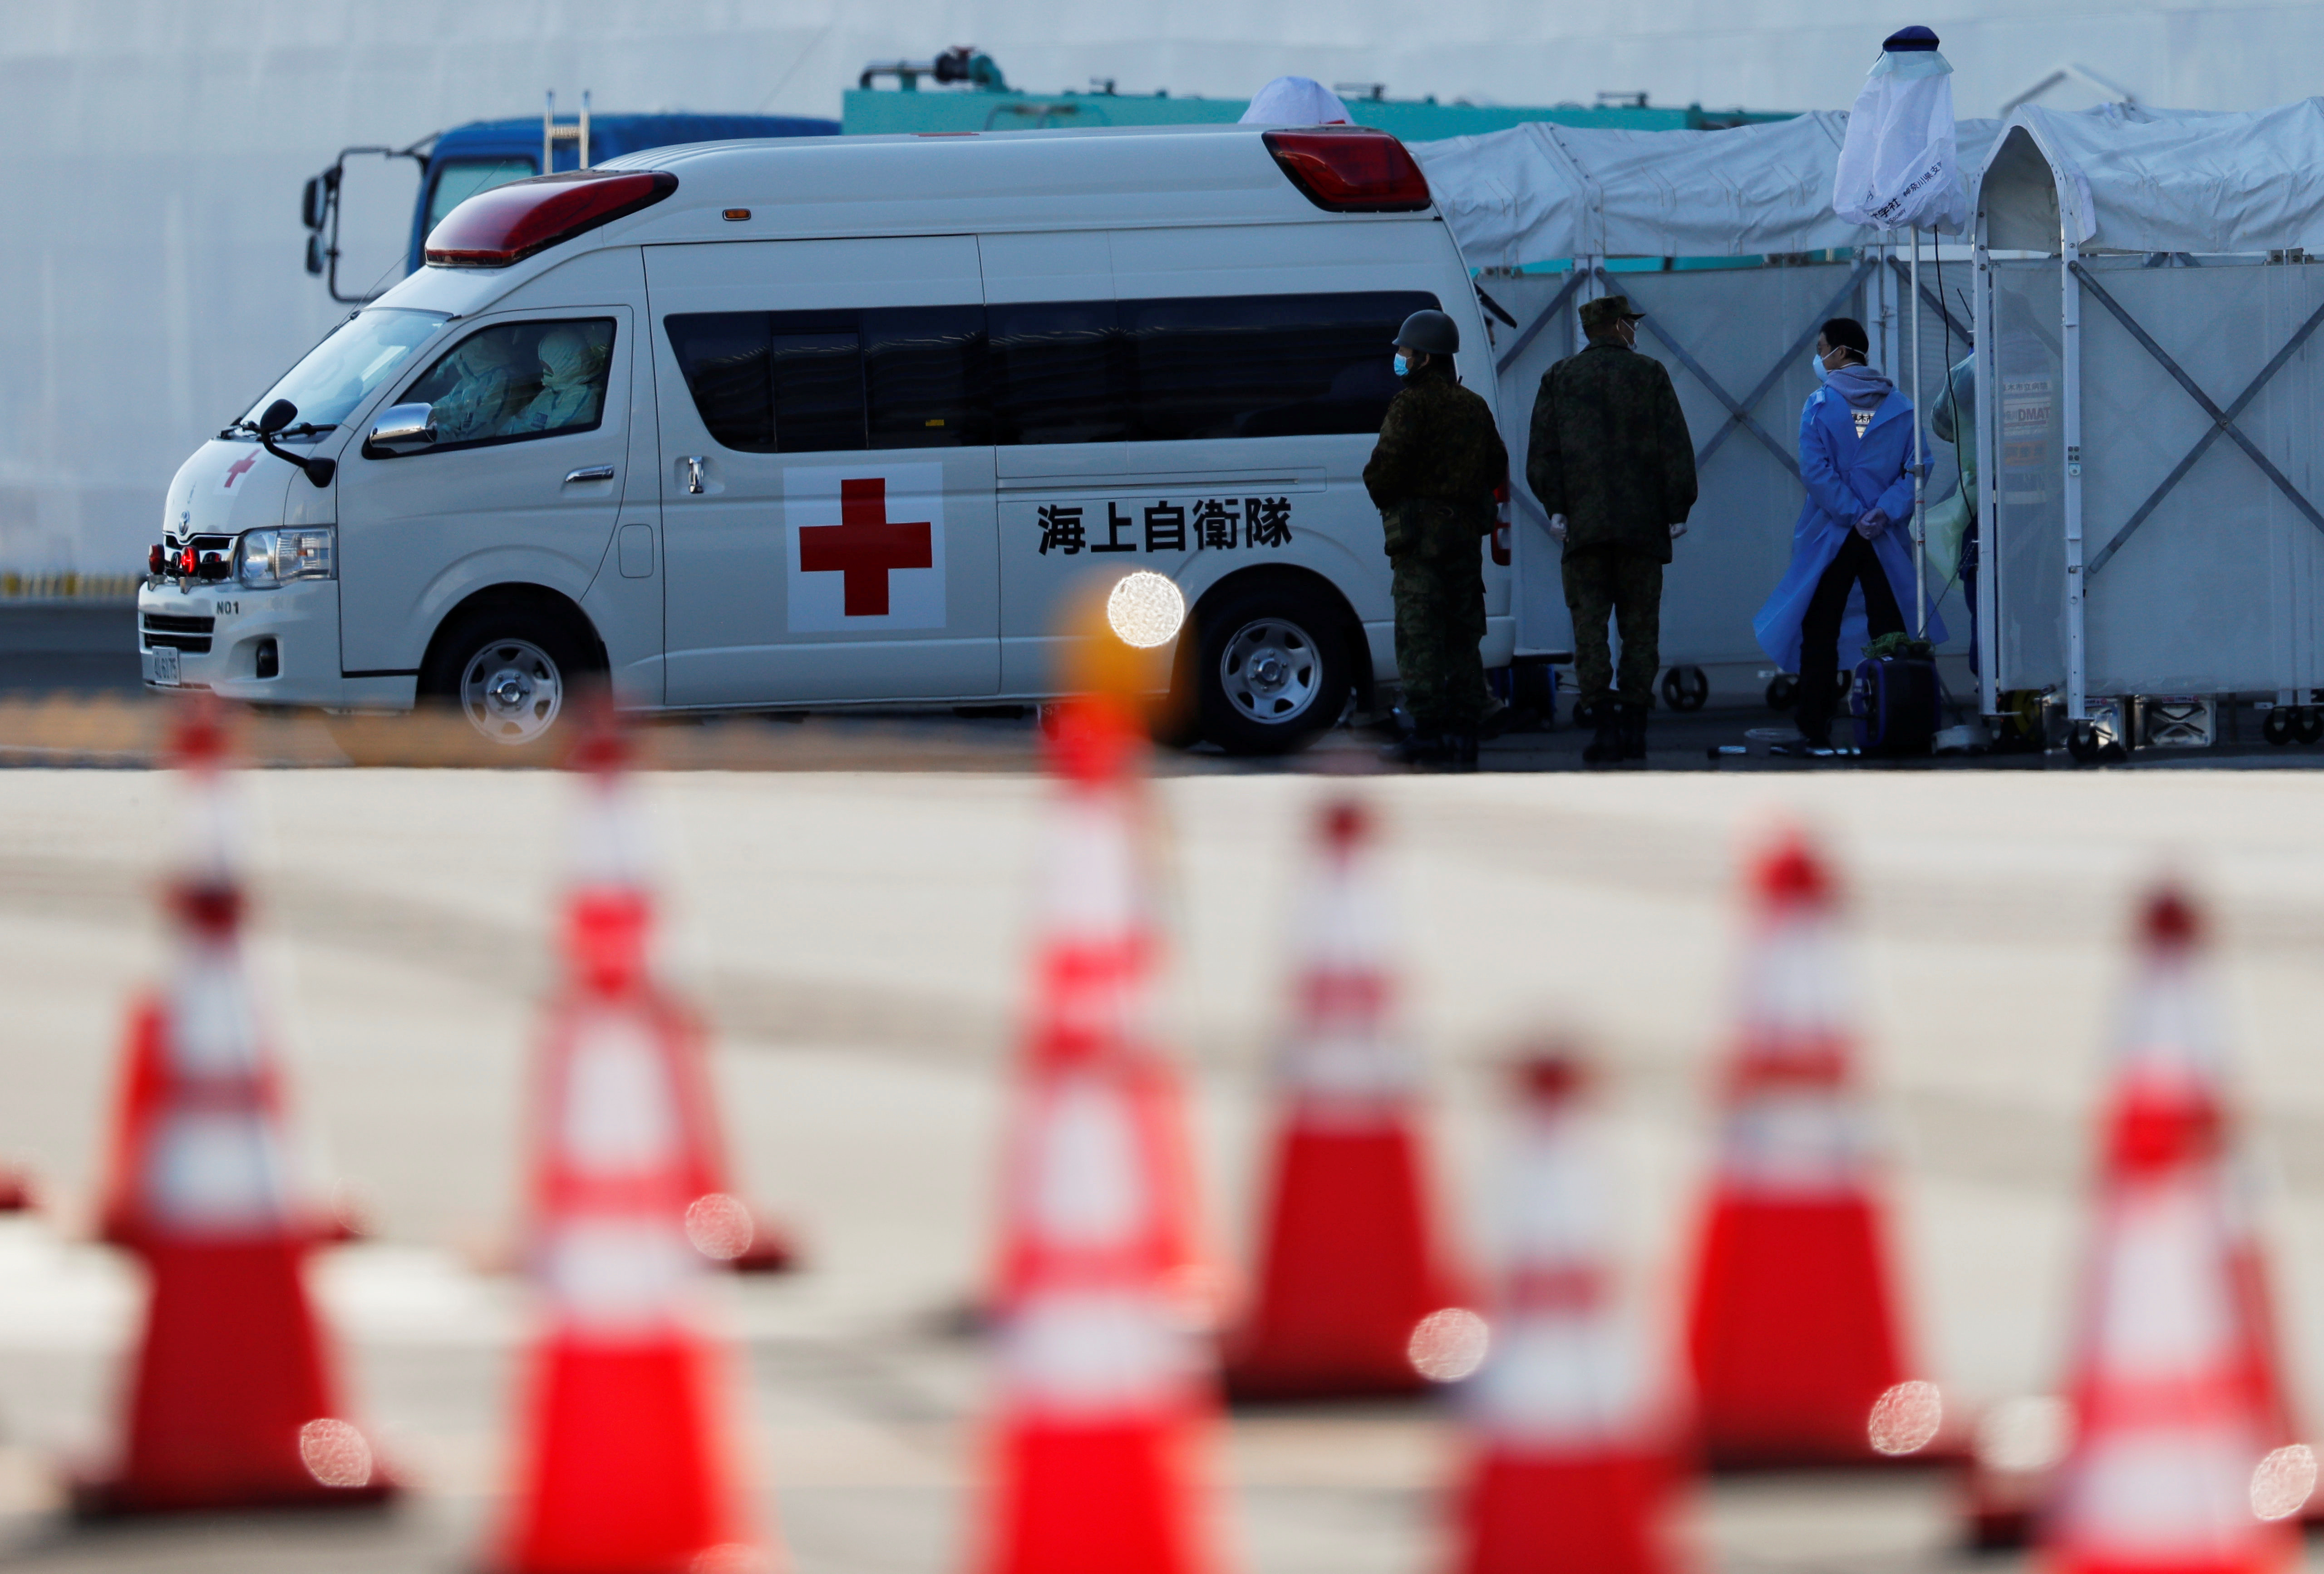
[1579,295,1647,333]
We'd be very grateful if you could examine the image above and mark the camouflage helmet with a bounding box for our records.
[1393,308,1460,356]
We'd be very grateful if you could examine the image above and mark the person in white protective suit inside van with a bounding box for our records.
[428,332,521,444]
[499,327,606,436]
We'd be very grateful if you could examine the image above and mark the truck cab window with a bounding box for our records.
[425,158,538,236]
[399,319,616,450]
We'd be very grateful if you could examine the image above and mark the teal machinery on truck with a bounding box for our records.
[299,93,839,302]
[844,47,1790,138]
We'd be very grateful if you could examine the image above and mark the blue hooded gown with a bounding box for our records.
[1753,382,1947,672]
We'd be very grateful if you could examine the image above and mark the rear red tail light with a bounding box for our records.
[148,544,166,576]
[1262,128,1431,213]
[424,170,680,268]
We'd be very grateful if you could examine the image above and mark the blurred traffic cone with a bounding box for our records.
[972,691,1222,1574]
[1684,830,1937,1469]
[492,714,771,1574]
[2041,887,2305,1574]
[79,700,393,1514]
[1453,1050,1679,1574]
[1226,797,1462,1400]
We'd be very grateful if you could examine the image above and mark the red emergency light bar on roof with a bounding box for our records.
[1262,127,1431,213]
[424,169,680,267]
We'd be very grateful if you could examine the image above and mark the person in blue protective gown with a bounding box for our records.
[1753,316,1945,751]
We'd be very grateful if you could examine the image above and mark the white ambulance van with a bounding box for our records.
[140,124,1507,755]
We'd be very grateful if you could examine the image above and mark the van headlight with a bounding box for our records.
[236,527,335,587]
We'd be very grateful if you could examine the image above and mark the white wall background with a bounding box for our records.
[4,0,2318,573]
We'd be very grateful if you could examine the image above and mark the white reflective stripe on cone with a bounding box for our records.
[166,950,263,1078]
[1469,1311,1647,1448]
[2093,1181,2238,1382]
[2058,1424,2268,1560]
[1280,1025,1417,1114]
[561,1012,681,1176]
[1298,863,1393,978]
[1001,1288,1192,1416]
[1039,796,1138,937]
[1026,1075,1148,1248]
[1503,1110,1613,1263]
[568,778,653,892]
[145,1109,289,1229]
[1739,918,1853,1039]
[1717,1090,1871,1196]
[545,1217,698,1330]
[2114,956,2226,1090]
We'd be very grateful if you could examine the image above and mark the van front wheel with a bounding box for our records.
[1193,582,1355,756]
[420,602,600,760]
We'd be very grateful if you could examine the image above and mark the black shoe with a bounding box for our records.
[1445,730,1479,771]
[1581,718,1623,765]
[1379,731,1450,766]
[1618,703,1648,761]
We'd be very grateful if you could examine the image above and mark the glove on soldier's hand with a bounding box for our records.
[1548,513,1569,542]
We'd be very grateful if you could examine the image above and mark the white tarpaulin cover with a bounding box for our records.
[1984,99,2324,254]
[1833,35,1969,232]
[1414,113,2000,268]
[1238,76,1352,125]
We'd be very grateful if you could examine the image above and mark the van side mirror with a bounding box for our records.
[302,174,327,231]
[365,403,438,458]
[255,400,337,488]
[305,234,324,276]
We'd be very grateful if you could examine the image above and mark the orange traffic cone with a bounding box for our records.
[1684,830,1935,1469]
[491,719,771,1574]
[79,701,393,1515]
[1453,1050,1680,1574]
[972,692,1222,1574]
[2042,887,2304,1574]
[1226,796,1462,1400]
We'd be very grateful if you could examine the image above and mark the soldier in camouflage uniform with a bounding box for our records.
[1527,295,1698,765]
[1363,308,1509,770]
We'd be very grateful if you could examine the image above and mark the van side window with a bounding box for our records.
[1124,291,1433,440]
[865,306,989,448]
[400,318,615,451]
[987,301,1128,445]
[665,291,1440,453]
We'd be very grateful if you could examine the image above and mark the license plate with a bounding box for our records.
[151,646,181,686]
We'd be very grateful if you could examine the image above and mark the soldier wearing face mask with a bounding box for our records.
[1752,316,1946,753]
[1363,309,1508,770]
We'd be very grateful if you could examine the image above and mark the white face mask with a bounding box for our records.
[1393,353,1411,378]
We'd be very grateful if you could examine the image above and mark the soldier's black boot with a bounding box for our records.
[1579,701,1623,765]
[1619,703,1649,763]
[1379,731,1450,767]
[1446,730,1480,772]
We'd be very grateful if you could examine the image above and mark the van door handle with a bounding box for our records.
[565,465,617,484]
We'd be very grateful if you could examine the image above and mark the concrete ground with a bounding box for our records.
[0,765,2322,1569]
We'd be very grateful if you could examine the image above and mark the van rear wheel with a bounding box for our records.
[1193,581,1355,756]
[419,602,601,761]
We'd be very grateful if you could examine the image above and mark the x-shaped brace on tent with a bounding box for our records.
[1617,258,1876,482]
[2075,263,2324,576]
[1493,269,1590,378]
[1885,256,1974,349]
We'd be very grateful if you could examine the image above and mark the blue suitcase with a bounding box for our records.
[1851,655,1940,755]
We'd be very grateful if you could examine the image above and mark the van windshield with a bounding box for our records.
[235,308,448,434]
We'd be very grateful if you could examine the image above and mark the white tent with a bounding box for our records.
[1409,116,1995,694]
[1415,113,2002,269]
[1972,99,2324,738]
